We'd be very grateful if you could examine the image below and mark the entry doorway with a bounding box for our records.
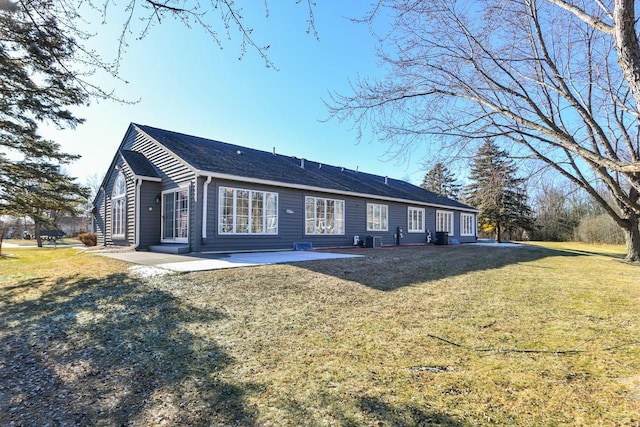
[162,187,189,243]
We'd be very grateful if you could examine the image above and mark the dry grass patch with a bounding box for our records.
[1,243,639,425]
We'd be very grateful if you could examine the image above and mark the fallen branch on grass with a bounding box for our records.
[426,334,640,355]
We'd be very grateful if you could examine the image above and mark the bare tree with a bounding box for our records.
[532,182,578,242]
[328,0,640,261]
[4,0,317,79]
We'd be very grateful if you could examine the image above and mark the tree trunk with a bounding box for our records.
[613,0,640,115]
[495,223,502,243]
[35,221,43,248]
[624,214,640,262]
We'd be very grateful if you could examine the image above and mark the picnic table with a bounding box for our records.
[40,229,65,244]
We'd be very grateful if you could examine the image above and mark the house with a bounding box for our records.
[93,123,478,253]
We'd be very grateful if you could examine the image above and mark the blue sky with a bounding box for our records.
[40,2,434,186]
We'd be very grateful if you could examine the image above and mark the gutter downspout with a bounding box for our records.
[202,175,213,241]
[135,178,142,249]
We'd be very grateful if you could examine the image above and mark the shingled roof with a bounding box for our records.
[121,149,160,179]
[135,124,476,211]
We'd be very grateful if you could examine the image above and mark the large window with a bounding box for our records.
[367,203,388,231]
[112,172,126,238]
[436,210,454,235]
[407,207,425,233]
[219,187,278,234]
[305,196,345,235]
[461,213,475,236]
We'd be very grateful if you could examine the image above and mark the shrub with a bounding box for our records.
[574,214,625,245]
[78,232,97,247]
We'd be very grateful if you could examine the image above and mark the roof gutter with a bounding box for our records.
[133,175,161,182]
[195,169,480,213]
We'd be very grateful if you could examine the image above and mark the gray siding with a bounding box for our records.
[128,132,195,186]
[130,129,197,251]
[455,211,478,244]
[197,179,476,252]
[102,158,136,247]
[94,191,106,246]
[95,127,197,249]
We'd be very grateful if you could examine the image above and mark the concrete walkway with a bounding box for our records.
[98,250,363,272]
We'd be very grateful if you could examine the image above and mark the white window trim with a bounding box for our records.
[461,213,475,236]
[111,172,126,239]
[436,210,454,235]
[407,207,425,233]
[305,196,345,235]
[218,186,278,235]
[367,203,389,231]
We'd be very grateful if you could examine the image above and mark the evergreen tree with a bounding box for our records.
[464,140,534,242]
[2,153,88,247]
[421,162,461,200]
[0,2,86,157]
[0,1,88,243]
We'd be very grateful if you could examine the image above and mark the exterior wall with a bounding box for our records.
[425,208,477,244]
[95,170,164,249]
[94,127,197,250]
[197,178,476,252]
[101,159,137,247]
[94,191,106,246]
[127,132,195,187]
[455,211,477,244]
[129,128,197,251]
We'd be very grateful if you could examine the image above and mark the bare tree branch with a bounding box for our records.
[326,0,640,260]
[546,0,614,34]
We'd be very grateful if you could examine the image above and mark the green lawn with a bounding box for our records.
[1,242,638,426]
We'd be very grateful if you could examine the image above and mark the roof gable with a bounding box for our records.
[134,124,476,211]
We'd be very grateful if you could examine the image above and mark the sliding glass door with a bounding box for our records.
[162,187,189,243]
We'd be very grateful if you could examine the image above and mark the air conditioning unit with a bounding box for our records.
[365,235,382,248]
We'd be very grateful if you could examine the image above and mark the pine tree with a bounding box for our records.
[464,140,534,242]
[421,162,461,200]
[0,2,86,156]
[0,2,89,243]
[2,153,88,247]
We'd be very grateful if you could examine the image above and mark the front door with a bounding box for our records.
[162,188,189,243]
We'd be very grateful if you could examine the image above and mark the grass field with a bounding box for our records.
[1,242,639,426]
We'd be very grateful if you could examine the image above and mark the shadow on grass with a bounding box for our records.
[299,244,582,291]
[276,388,469,426]
[549,247,627,260]
[355,396,468,427]
[0,273,258,425]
